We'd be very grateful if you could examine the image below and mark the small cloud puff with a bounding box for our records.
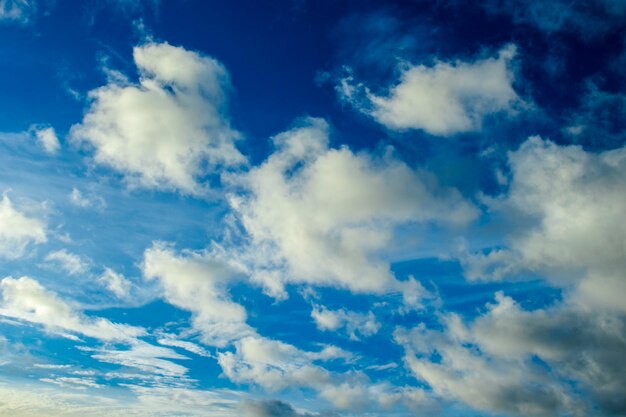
[339,45,521,136]
[30,126,61,155]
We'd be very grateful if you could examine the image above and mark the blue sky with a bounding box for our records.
[0,1,625,416]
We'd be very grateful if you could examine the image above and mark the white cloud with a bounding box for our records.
[70,42,245,195]
[40,376,103,390]
[311,305,380,340]
[99,267,131,298]
[0,275,145,341]
[0,194,46,259]
[229,118,476,299]
[44,249,90,276]
[69,187,106,210]
[85,342,191,378]
[217,336,339,391]
[217,335,429,412]
[33,364,72,369]
[0,379,241,417]
[32,126,61,155]
[395,291,626,416]
[463,137,626,311]
[339,45,520,135]
[156,335,212,358]
[142,242,254,347]
[127,385,240,416]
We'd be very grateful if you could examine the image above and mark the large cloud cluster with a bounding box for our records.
[229,118,477,299]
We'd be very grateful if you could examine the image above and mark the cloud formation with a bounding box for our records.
[99,267,131,298]
[71,42,245,195]
[311,305,380,340]
[230,118,477,299]
[142,242,254,347]
[396,290,626,416]
[339,45,520,135]
[0,276,144,341]
[44,249,90,276]
[32,126,60,155]
[0,194,46,259]
[463,137,626,311]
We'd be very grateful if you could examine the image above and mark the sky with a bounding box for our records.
[0,0,625,416]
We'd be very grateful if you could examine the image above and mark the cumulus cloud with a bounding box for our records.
[311,305,380,340]
[31,126,61,155]
[0,194,46,259]
[44,249,90,276]
[0,276,144,341]
[99,267,131,298]
[218,335,429,413]
[71,42,245,195]
[463,137,626,311]
[395,291,626,416]
[229,118,477,299]
[142,242,254,347]
[339,45,520,135]
[217,336,335,391]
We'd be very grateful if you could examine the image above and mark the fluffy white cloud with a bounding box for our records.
[0,194,46,259]
[44,249,90,276]
[311,305,380,340]
[339,45,520,135]
[71,42,245,195]
[142,242,254,347]
[463,137,626,311]
[395,291,626,416]
[218,335,430,413]
[99,267,131,298]
[229,118,476,299]
[217,336,345,391]
[0,276,144,341]
[32,126,60,155]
